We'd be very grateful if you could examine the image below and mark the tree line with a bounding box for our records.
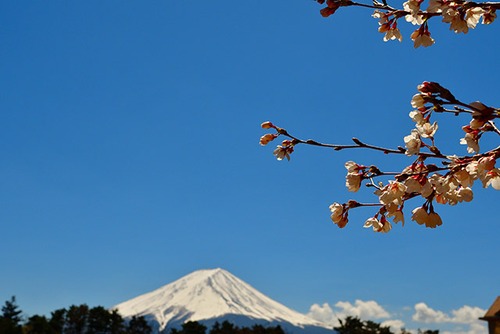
[170,320,285,334]
[1,296,439,334]
[334,316,438,334]
[167,317,439,334]
[0,296,285,334]
[0,296,152,334]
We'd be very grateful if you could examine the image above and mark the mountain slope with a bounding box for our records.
[113,268,332,333]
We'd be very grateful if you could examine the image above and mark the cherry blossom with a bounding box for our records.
[411,206,442,228]
[404,176,433,198]
[416,121,438,138]
[453,168,475,187]
[364,216,392,233]
[346,173,362,192]
[466,7,485,27]
[443,6,469,33]
[483,8,497,24]
[478,156,496,172]
[273,143,294,161]
[330,203,349,228]
[330,203,345,222]
[383,26,403,41]
[404,130,422,156]
[427,0,445,13]
[411,26,435,47]
[482,168,500,189]
[426,212,443,228]
[411,94,427,108]
[345,161,363,173]
[376,181,407,205]
[409,110,426,125]
[460,132,480,153]
[386,205,405,225]
[404,0,425,25]
[457,187,473,202]
[411,206,429,225]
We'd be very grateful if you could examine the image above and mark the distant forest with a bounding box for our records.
[0,296,151,334]
[1,296,439,334]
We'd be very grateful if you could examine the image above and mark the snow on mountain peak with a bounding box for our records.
[113,268,330,332]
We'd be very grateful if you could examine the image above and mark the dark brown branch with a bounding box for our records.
[278,129,450,159]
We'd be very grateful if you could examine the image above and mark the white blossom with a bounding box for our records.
[409,110,426,124]
[404,0,425,25]
[465,7,485,28]
[377,181,407,206]
[329,203,345,223]
[346,173,362,192]
[482,168,500,190]
[404,130,422,156]
[411,206,429,225]
[416,121,438,138]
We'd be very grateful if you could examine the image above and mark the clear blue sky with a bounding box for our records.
[1,1,498,333]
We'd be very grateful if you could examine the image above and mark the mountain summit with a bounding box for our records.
[113,268,332,333]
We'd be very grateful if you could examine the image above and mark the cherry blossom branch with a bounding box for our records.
[316,0,499,47]
[266,126,449,160]
[276,127,407,154]
[260,81,500,233]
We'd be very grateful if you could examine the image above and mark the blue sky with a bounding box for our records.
[1,1,498,333]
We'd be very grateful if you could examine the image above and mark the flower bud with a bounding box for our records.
[259,133,277,146]
[261,121,274,129]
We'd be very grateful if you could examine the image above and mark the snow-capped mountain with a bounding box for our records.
[113,268,333,333]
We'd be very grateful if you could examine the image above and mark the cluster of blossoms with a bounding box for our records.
[260,82,500,233]
[316,0,498,47]
[260,121,296,161]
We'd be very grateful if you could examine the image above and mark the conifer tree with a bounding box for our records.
[0,296,23,334]
[126,315,152,334]
[23,315,53,334]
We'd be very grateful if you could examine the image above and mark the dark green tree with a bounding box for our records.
[418,329,439,334]
[249,324,267,334]
[209,320,238,334]
[108,309,126,334]
[85,306,125,334]
[1,296,22,324]
[237,327,252,334]
[48,308,67,333]
[23,315,53,334]
[0,296,23,334]
[170,321,207,334]
[126,315,152,334]
[335,316,369,334]
[183,321,207,334]
[65,304,89,334]
[335,316,393,334]
[209,322,221,334]
[87,306,112,334]
[365,320,392,334]
[264,325,285,334]
[250,325,285,334]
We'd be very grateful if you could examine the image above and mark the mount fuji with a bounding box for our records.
[113,268,333,334]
